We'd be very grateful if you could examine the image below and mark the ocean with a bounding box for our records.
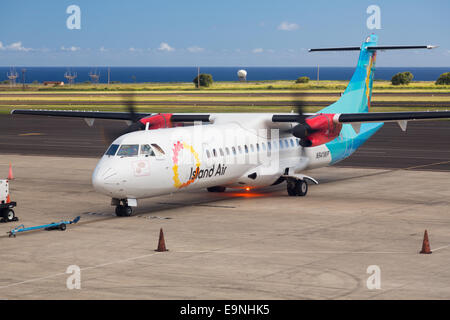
[0,66,448,84]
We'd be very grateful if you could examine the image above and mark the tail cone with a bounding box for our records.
[420,230,432,254]
[155,228,168,252]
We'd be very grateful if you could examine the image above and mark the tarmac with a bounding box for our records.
[0,116,449,299]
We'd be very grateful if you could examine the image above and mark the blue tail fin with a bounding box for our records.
[320,34,378,114]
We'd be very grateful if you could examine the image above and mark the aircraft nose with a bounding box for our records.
[92,165,119,194]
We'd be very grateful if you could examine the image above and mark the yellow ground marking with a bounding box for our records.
[18,133,44,136]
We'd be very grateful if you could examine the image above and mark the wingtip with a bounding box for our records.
[427,45,439,49]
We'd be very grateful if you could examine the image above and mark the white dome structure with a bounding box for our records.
[237,69,247,81]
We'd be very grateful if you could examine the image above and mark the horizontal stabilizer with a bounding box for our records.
[309,45,437,52]
[308,46,360,52]
[366,45,437,50]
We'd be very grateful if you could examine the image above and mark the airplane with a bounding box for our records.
[12,34,450,217]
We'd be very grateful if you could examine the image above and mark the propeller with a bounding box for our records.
[101,94,146,145]
[282,93,317,146]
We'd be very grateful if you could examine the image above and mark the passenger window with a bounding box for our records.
[290,139,294,147]
[244,145,249,154]
[219,148,224,156]
[238,146,242,154]
[225,147,230,156]
[140,144,155,157]
[261,143,266,151]
[232,146,236,155]
[256,143,260,152]
[206,150,211,158]
[213,149,217,157]
[279,140,283,149]
[117,144,139,157]
[268,142,272,151]
[105,144,119,156]
[250,144,254,152]
[284,140,289,148]
[151,144,165,155]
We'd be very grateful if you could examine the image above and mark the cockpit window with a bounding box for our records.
[141,144,155,156]
[117,144,139,157]
[105,144,119,156]
[151,144,165,155]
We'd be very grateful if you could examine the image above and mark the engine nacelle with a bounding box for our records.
[139,113,179,129]
[292,113,342,147]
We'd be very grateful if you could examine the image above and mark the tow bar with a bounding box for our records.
[8,216,81,237]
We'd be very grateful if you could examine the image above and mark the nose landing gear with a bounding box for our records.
[113,199,133,217]
[115,205,133,217]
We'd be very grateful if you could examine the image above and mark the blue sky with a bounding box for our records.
[0,0,449,66]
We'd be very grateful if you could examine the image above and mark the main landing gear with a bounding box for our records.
[114,199,133,217]
[286,179,308,197]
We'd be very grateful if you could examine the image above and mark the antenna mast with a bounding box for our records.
[7,68,18,87]
[89,69,100,84]
[64,70,77,85]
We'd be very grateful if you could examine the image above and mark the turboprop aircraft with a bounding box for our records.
[12,35,450,216]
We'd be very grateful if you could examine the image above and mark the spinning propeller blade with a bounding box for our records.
[101,94,146,145]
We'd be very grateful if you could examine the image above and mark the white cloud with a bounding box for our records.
[158,42,174,52]
[129,47,136,52]
[99,46,107,52]
[61,46,80,52]
[277,21,299,31]
[2,41,32,51]
[187,46,204,53]
[252,48,264,54]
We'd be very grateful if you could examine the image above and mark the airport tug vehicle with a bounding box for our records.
[8,216,80,237]
[0,179,18,223]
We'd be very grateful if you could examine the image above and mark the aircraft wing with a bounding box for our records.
[10,109,213,122]
[272,111,450,123]
[11,109,450,125]
[10,109,152,120]
[335,111,450,123]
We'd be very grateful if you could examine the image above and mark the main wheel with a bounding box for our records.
[116,205,133,217]
[59,223,67,231]
[2,209,15,222]
[207,186,226,192]
[115,205,124,216]
[294,180,308,196]
[122,206,133,217]
[287,181,296,196]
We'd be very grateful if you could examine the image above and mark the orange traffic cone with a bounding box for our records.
[7,163,14,180]
[420,230,432,254]
[6,194,10,204]
[155,228,168,252]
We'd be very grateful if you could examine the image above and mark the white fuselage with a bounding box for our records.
[92,114,332,201]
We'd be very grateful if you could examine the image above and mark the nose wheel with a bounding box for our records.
[115,204,133,217]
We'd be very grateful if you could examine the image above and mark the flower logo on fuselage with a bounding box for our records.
[172,141,201,189]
